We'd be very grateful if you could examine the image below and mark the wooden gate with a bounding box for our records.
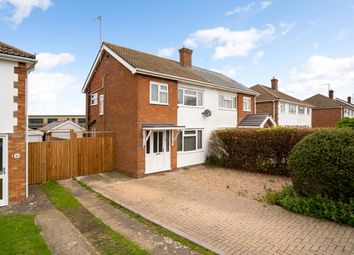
[28,131,114,184]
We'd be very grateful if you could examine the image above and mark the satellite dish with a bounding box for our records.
[202,109,212,117]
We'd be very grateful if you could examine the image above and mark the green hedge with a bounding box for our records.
[336,117,354,129]
[267,187,354,227]
[289,128,354,202]
[208,127,315,176]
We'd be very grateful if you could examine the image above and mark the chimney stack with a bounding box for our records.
[179,47,193,67]
[329,89,334,99]
[271,76,278,91]
[348,96,352,104]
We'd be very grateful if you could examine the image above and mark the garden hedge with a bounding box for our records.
[288,128,354,202]
[336,117,354,129]
[208,127,315,176]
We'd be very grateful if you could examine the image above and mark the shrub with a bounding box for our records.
[336,117,354,129]
[289,128,354,202]
[208,127,315,175]
[267,187,354,227]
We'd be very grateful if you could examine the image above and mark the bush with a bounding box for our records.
[267,187,354,227]
[208,127,315,175]
[336,117,354,129]
[289,128,354,202]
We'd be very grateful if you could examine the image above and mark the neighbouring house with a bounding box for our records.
[250,77,313,127]
[82,42,257,177]
[39,120,85,141]
[28,128,44,142]
[29,115,86,129]
[0,41,36,206]
[304,90,354,127]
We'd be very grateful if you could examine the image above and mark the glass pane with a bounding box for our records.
[184,136,196,151]
[0,179,2,200]
[160,85,168,91]
[233,97,237,109]
[184,130,196,135]
[197,92,203,106]
[166,131,169,152]
[160,91,168,104]
[177,132,183,151]
[0,138,3,172]
[153,132,158,153]
[219,95,223,108]
[158,132,163,152]
[184,96,197,106]
[197,130,202,149]
[146,132,150,154]
[224,100,232,109]
[151,84,159,102]
[178,89,183,104]
[185,90,196,96]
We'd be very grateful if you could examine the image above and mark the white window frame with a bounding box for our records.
[289,104,297,114]
[99,94,104,115]
[177,129,203,153]
[90,93,98,106]
[243,97,252,112]
[150,82,168,105]
[219,94,237,110]
[178,88,203,107]
[280,102,286,113]
[298,106,305,114]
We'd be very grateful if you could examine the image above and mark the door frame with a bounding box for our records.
[0,135,8,207]
[145,130,171,174]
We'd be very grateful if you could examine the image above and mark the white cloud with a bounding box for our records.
[285,55,354,100]
[36,53,75,71]
[280,22,296,35]
[225,0,271,16]
[211,66,242,79]
[184,25,275,60]
[157,47,175,58]
[0,0,52,25]
[253,50,265,64]
[225,2,255,16]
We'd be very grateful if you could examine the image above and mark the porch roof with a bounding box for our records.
[142,124,185,130]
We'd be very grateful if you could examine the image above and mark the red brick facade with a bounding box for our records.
[237,94,256,123]
[255,101,279,124]
[311,108,342,127]
[8,63,27,203]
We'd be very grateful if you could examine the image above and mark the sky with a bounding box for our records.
[1,0,354,114]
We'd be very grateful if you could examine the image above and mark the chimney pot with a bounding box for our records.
[348,96,352,104]
[271,76,278,91]
[179,47,193,67]
[329,89,334,99]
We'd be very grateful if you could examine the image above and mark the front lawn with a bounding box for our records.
[42,181,150,255]
[0,214,51,255]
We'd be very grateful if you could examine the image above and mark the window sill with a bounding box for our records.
[178,105,204,109]
[218,108,237,111]
[178,149,204,155]
[150,102,169,106]
[243,110,252,112]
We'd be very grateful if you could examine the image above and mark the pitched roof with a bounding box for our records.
[39,120,84,133]
[250,84,313,106]
[238,114,276,128]
[335,98,354,110]
[99,42,256,95]
[0,41,35,59]
[303,94,353,109]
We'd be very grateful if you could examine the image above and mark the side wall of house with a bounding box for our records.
[256,101,278,123]
[237,94,256,122]
[86,51,139,176]
[136,75,178,177]
[312,108,342,127]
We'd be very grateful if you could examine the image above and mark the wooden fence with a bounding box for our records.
[28,131,114,184]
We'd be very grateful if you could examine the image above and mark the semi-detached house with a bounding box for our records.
[82,42,257,177]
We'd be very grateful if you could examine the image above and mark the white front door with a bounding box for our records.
[145,130,171,174]
[0,136,8,207]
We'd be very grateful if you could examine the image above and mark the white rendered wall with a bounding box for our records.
[177,83,238,167]
[278,102,312,127]
[0,60,18,133]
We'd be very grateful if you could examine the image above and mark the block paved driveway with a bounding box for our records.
[79,170,354,255]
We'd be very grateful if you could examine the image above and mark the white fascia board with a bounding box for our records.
[260,116,276,128]
[0,53,37,64]
[136,68,258,96]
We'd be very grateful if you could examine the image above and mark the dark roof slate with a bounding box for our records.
[0,41,35,59]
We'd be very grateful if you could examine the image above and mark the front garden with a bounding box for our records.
[208,126,354,226]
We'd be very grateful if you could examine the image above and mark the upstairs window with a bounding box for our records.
[298,106,305,114]
[219,95,236,110]
[99,94,104,115]
[280,103,286,113]
[90,93,98,106]
[150,82,168,104]
[178,88,203,107]
[289,104,297,113]
[243,97,251,112]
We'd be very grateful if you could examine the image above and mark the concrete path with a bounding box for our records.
[59,179,199,255]
[78,171,354,255]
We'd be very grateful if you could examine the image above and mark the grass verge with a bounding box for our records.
[76,179,217,255]
[267,186,354,227]
[0,214,51,255]
[41,181,150,255]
